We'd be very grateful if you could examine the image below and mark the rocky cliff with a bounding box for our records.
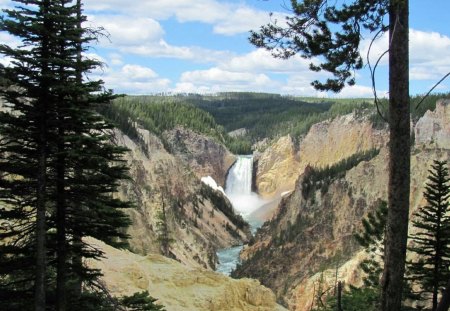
[163,126,236,187]
[415,99,450,149]
[254,111,387,199]
[114,126,248,270]
[87,237,287,311]
[234,101,450,310]
[254,135,301,199]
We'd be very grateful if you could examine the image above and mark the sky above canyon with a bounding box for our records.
[1,0,450,97]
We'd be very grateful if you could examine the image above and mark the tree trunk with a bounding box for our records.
[381,1,410,311]
[71,0,84,299]
[56,130,67,311]
[337,281,343,311]
[35,113,47,311]
[437,279,450,311]
[35,1,51,310]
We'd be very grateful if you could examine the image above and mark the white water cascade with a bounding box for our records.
[225,155,264,217]
[216,155,266,275]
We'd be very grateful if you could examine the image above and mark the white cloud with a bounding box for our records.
[361,29,450,81]
[181,68,270,84]
[0,32,21,49]
[213,9,287,36]
[336,85,385,98]
[174,67,274,93]
[409,30,450,80]
[85,13,234,63]
[87,15,164,46]
[121,64,158,80]
[219,49,314,74]
[109,53,123,66]
[119,40,232,62]
[91,64,171,94]
[84,0,284,36]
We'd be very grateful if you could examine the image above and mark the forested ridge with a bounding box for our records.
[101,92,450,155]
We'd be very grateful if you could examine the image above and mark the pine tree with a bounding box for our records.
[407,160,450,311]
[355,201,388,289]
[0,1,132,310]
[0,1,59,309]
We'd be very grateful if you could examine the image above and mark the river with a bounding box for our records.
[216,155,266,275]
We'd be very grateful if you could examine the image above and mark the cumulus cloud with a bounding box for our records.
[218,49,315,74]
[91,64,171,94]
[361,29,450,81]
[121,64,158,80]
[83,0,285,36]
[119,40,233,63]
[174,67,275,93]
[85,13,233,62]
[87,15,164,46]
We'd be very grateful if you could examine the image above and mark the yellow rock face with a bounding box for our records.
[87,238,287,311]
[255,112,388,199]
[299,113,387,169]
[255,135,301,199]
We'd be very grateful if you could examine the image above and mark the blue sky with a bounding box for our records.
[1,0,450,97]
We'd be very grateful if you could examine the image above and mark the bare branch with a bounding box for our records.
[415,71,450,110]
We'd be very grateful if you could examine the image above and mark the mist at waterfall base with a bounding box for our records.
[216,156,267,275]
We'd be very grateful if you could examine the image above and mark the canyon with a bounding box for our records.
[83,98,450,311]
[234,99,450,310]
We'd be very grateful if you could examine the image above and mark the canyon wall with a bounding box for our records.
[114,126,247,270]
[255,111,388,199]
[235,101,450,310]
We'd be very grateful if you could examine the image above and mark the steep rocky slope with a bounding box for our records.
[163,126,235,187]
[234,100,450,310]
[88,238,287,311]
[255,111,387,199]
[114,125,248,270]
[253,135,301,199]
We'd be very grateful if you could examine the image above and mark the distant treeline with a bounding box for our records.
[369,92,450,127]
[98,96,252,154]
[182,92,376,142]
[100,92,450,154]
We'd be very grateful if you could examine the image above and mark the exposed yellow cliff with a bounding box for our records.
[254,135,301,199]
[255,111,388,199]
[87,238,287,311]
[235,100,450,311]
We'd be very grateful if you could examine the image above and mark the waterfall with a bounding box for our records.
[224,155,264,217]
[216,155,266,275]
[225,155,253,196]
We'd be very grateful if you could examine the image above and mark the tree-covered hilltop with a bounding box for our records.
[101,92,450,155]
[186,92,343,141]
[99,96,252,154]
[108,93,375,145]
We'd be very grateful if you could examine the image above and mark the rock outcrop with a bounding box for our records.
[254,135,301,199]
[163,126,236,187]
[115,126,249,270]
[234,102,450,310]
[88,238,287,311]
[415,99,450,149]
[254,111,388,199]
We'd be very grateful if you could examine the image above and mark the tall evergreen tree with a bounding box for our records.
[250,1,410,310]
[407,160,450,311]
[0,1,131,310]
[0,1,59,309]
